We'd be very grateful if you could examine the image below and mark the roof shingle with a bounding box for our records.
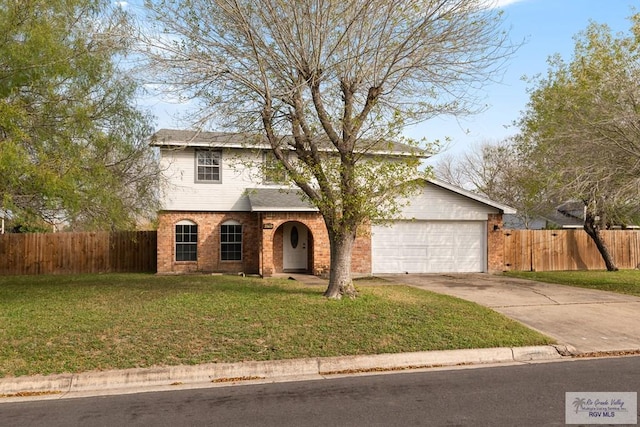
[150,129,429,157]
[246,188,317,212]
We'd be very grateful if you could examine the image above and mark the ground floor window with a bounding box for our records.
[175,220,198,261]
[221,221,242,261]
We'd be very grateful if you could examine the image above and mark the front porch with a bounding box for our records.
[258,211,331,277]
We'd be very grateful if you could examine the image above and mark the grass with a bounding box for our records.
[0,274,553,378]
[504,270,640,297]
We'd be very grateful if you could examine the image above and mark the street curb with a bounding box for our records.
[0,345,565,397]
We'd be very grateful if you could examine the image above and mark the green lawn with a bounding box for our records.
[504,270,640,297]
[0,274,553,378]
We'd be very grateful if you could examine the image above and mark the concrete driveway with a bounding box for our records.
[379,273,640,354]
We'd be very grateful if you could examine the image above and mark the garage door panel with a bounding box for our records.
[372,221,486,274]
[403,248,428,257]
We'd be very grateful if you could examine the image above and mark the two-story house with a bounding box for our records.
[151,129,515,277]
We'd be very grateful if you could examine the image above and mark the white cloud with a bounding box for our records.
[490,0,528,7]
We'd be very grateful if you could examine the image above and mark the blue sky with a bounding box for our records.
[137,0,638,160]
[414,0,639,161]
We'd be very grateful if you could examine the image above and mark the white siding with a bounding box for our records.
[396,184,499,221]
[159,148,503,222]
[160,148,289,211]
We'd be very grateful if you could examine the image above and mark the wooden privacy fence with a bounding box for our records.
[0,231,157,275]
[503,229,640,271]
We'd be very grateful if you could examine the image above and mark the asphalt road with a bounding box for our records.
[1,356,638,427]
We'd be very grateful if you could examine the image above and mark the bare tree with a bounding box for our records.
[141,0,515,298]
[434,138,552,229]
[432,152,472,190]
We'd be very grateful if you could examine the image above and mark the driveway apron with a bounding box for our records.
[380,273,640,354]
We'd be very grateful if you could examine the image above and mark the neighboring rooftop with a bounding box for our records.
[503,213,583,230]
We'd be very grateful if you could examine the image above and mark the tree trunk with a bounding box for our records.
[583,212,618,271]
[323,231,358,299]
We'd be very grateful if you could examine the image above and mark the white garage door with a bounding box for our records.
[372,221,486,274]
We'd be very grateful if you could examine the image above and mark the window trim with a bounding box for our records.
[263,150,288,185]
[195,149,222,183]
[220,220,242,262]
[175,220,198,262]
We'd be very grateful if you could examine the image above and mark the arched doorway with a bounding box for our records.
[281,222,311,272]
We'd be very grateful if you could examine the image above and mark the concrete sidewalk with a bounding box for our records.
[0,345,565,401]
[380,273,640,354]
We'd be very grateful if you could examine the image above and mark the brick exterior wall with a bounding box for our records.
[157,211,261,274]
[158,210,500,275]
[487,213,505,273]
[351,222,372,275]
[157,211,371,276]
[258,211,370,277]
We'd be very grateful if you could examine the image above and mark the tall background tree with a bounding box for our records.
[0,0,162,231]
[514,13,640,270]
[434,138,552,229]
[141,0,515,298]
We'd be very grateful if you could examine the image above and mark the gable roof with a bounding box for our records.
[246,179,515,214]
[150,129,429,157]
[426,178,517,214]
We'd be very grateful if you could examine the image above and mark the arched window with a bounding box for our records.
[221,220,242,261]
[175,220,197,261]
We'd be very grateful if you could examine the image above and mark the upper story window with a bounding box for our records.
[263,151,288,185]
[175,220,198,261]
[196,150,221,183]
